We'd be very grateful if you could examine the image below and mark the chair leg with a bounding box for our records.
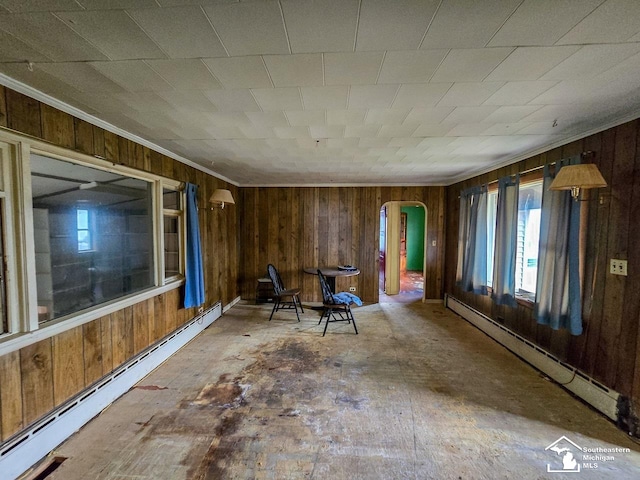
[296,294,304,313]
[322,309,332,336]
[269,299,279,321]
[293,298,300,322]
[318,307,326,325]
[349,308,358,335]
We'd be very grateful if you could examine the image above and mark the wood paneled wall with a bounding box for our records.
[444,119,640,432]
[0,86,239,441]
[239,186,445,304]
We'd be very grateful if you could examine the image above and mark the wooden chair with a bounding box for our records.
[317,269,358,336]
[267,264,303,322]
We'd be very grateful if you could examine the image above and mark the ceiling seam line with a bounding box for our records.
[50,12,114,62]
[353,0,362,52]
[200,5,231,58]
[417,0,443,50]
[277,0,292,55]
[123,9,171,60]
[484,0,526,47]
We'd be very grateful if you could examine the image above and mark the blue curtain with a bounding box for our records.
[492,175,519,307]
[457,185,488,295]
[535,156,582,335]
[184,183,205,308]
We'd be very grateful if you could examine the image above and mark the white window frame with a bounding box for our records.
[0,131,184,356]
[160,186,186,284]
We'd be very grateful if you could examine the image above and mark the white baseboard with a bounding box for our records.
[223,296,241,313]
[445,294,619,422]
[0,303,221,480]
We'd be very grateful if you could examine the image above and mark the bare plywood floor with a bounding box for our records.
[47,302,640,479]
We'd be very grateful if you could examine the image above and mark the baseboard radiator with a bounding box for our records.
[0,302,222,480]
[445,294,620,422]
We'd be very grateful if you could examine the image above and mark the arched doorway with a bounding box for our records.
[379,201,427,303]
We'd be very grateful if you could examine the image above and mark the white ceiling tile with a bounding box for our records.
[392,83,452,108]
[0,29,52,62]
[158,90,217,112]
[348,84,399,109]
[405,107,455,124]
[364,109,410,125]
[378,124,419,138]
[309,125,344,138]
[412,124,454,137]
[204,89,261,111]
[421,0,521,49]
[443,106,499,123]
[485,46,581,81]
[273,126,310,138]
[114,91,171,111]
[205,111,251,128]
[418,137,455,148]
[36,62,125,93]
[0,12,108,61]
[56,10,165,60]
[285,110,326,126]
[481,123,528,135]
[482,106,543,124]
[263,54,323,87]
[378,50,448,84]
[203,56,272,89]
[488,0,605,46]
[359,137,390,148]
[438,82,503,106]
[246,111,289,127]
[301,86,348,109]
[326,110,366,126]
[324,52,384,85]
[0,62,81,97]
[281,0,359,53]
[205,2,289,56]
[0,0,80,12]
[431,48,513,82]
[558,0,640,44]
[79,1,159,8]
[446,123,492,136]
[527,79,609,105]
[146,59,221,90]
[345,125,380,137]
[252,87,303,111]
[326,138,359,148]
[91,60,173,92]
[541,44,640,81]
[483,81,557,105]
[129,6,226,58]
[356,0,439,51]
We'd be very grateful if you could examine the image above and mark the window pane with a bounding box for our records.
[163,189,180,210]
[516,181,543,298]
[164,215,180,278]
[30,154,155,322]
[486,192,498,288]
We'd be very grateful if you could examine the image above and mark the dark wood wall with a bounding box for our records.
[444,119,640,429]
[0,86,239,442]
[239,186,445,304]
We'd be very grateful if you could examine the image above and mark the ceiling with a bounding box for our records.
[1,0,640,186]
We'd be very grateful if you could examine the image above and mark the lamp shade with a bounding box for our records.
[209,188,235,208]
[549,163,607,200]
[549,164,607,191]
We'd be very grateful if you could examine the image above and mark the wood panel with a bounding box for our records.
[0,351,22,440]
[40,104,74,149]
[20,339,54,425]
[52,327,84,405]
[239,186,446,304]
[0,84,240,444]
[443,119,640,426]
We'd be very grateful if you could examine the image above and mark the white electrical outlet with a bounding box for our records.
[349,286,356,292]
[610,259,628,276]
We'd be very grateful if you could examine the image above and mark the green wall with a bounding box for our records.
[401,206,425,271]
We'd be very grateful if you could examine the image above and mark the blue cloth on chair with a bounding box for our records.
[332,292,362,306]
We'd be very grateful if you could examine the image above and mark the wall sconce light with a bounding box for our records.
[549,164,607,201]
[209,188,235,209]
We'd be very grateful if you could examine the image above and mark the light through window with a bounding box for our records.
[516,181,543,300]
[77,208,91,252]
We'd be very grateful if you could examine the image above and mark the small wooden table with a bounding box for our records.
[303,266,360,293]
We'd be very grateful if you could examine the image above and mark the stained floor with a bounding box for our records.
[46,302,640,479]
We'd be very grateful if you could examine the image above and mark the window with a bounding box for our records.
[162,188,184,280]
[0,203,6,334]
[484,177,543,301]
[77,208,92,252]
[515,180,543,301]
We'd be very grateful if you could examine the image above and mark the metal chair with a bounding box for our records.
[267,264,303,322]
[317,269,358,336]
